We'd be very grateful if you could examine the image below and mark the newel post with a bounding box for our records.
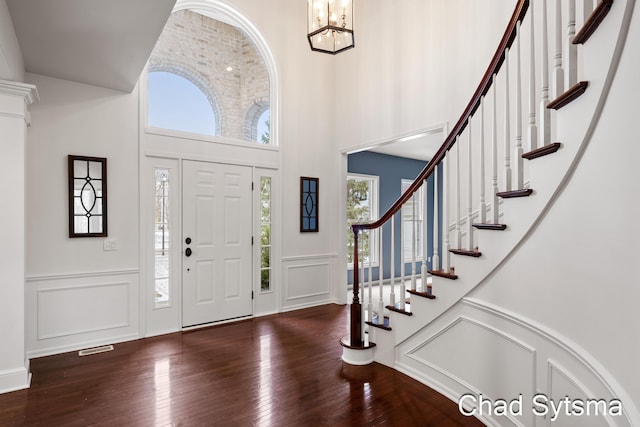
[350,227,362,347]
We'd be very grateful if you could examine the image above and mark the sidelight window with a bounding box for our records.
[154,168,171,307]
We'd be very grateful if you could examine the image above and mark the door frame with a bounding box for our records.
[141,154,281,336]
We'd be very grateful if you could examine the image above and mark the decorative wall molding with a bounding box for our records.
[282,254,337,310]
[26,268,140,282]
[462,297,635,417]
[26,270,140,359]
[0,79,38,104]
[36,282,130,340]
[394,298,636,427]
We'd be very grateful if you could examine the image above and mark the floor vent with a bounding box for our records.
[78,345,114,357]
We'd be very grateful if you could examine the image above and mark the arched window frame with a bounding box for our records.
[147,62,223,136]
[244,99,269,143]
[169,0,279,147]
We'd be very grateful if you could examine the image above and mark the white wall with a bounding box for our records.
[0,0,24,82]
[334,0,516,154]
[24,73,140,356]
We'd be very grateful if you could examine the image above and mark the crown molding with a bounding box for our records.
[0,79,38,105]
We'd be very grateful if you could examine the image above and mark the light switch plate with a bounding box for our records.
[103,238,118,251]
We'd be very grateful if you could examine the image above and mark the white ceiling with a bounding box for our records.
[5,1,445,161]
[7,0,176,92]
[367,130,444,161]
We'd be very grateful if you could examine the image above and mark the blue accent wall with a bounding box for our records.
[347,151,443,284]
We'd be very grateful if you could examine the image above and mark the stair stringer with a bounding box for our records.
[369,0,635,364]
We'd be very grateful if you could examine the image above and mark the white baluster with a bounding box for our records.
[504,47,512,192]
[514,22,524,190]
[432,164,440,271]
[421,179,428,291]
[455,136,462,248]
[528,8,539,152]
[479,97,486,224]
[467,123,474,250]
[411,192,417,291]
[553,0,565,98]
[540,0,551,146]
[442,155,451,273]
[389,215,396,307]
[567,0,577,88]
[378,227,384,325]
[492,74,500,224]
[367,230,373,323]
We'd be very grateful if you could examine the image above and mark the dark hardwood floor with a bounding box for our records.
[0,304,483,426]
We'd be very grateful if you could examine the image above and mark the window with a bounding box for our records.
[147,9,271,144]
[147,71,217,136]
[347,174,379,266]
[257,110,270,144]
[260,177,272,292]
[154,169,171,307]
[245,102,270,143]
[401,179,424,262]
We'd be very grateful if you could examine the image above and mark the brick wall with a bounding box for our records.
[148,10,269,141]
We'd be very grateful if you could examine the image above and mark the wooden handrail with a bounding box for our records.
[349,0,529,347]
[352,0,529,235]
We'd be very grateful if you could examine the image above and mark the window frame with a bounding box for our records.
[401,179,425,262]
[347,173,380,268]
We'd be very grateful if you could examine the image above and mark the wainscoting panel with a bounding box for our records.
[281,254,337,311]
[395,298,633,427]
[26,270,140,358]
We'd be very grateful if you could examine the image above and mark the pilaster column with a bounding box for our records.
[0,79,37,393]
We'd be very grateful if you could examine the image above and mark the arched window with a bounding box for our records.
[257,110,270,144]
[245,101,270,143]
[147,70,218,136]
[147,8,272,144]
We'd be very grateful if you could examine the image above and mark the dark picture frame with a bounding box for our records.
[68,155,108,238]
[300,177,319,232]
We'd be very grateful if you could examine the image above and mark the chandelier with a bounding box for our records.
[307,0,355,54]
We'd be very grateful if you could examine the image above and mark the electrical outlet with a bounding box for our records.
[103,238,118,251]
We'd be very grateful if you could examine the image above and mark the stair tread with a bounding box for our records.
[522,142,562,160]
[547,81,589,110]
[407,289,436,300]
[473,223,507,230]
[573,0,614,45]
[497,188,533,198]
[385,304,412,316]
[365,320,392,331]
[428,269,458,280]
[450,248,482,257]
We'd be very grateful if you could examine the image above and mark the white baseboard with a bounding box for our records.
[26,333,140,359]
[0,362,31,394]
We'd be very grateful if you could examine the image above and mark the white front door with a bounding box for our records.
[182,160,253,327]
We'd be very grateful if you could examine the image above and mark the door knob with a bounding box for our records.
[185,247,192,257]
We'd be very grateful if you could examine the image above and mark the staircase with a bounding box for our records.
[342,0,636,424]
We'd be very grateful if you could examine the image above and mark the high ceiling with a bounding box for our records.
[7,0,176,92]
[5,0,442,161]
